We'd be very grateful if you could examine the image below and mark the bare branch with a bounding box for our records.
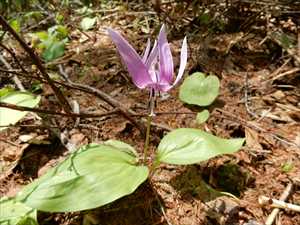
[58,65,146,135]
[0,102,118,119]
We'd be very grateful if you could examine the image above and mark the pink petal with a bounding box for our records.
[157,83,172,92]
[142,39,151,63]
[159,36,188,92]
[145,40,158,68]
[158,25,174,84]
[172,36,187,86]
[108,29,152,89]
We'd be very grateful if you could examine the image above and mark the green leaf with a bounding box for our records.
[55,25,68,38]
[196,110,210,124]
[0,197,37,225]
[17,143,148,212]
[0,87,14,97]
[80,17,97,31]
[281,162,294,173]
[103,140,138,157]
[42,40,65,62]
[48,25,68,39]
[156,128,244,165]
[179,72,220,106]
[0,89,40,131]
[280,33,294,49]
[55,14,64,24]
[9,19,21,33]
[24,11,43,21]
[34,31,48,41]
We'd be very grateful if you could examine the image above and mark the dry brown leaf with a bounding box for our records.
[245,127,263,151]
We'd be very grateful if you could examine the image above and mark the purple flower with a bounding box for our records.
[108,25,187,93]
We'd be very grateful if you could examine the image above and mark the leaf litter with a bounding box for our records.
[1,1,300,225]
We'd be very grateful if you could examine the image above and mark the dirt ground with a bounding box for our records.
[1,1,300,225]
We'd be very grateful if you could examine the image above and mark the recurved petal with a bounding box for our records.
[172,36,187,86]
[158,25,174,84]
[108,29,152,89]
[145,40,158,68]
[142,39,151,63]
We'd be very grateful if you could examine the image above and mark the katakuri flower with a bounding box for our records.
[108,25,187,93]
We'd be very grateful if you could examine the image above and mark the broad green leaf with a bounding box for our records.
[156,128,244,165]
[179,72,220,106]
[0,197,37,225]
[196,110,210,124]
[80,17,97,30]
[0,89,40,131]
[17,143,148,212]
[42,40,65,62]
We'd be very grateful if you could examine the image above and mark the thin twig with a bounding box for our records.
[259,195,300,212]
[244,71,257,118]
[0,124,60,129]
[264,183,293,225]
[1,67,176,133]
[57,64,146,135]
[271,67,300,82]
[23,15,55,32]
[0,102,118,118]
[0,15,72,113]
[153,189,174,225]
[216,108,300,149]
[0,54,25,91]
[0,42,28,73]
[266,58,291,81]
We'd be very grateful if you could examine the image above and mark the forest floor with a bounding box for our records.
[0,1,300,225]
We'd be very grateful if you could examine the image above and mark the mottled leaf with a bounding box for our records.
[0,197,37,225]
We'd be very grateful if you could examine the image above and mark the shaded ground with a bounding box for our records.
[1,1,300,225]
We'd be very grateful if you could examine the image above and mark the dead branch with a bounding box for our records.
[1,67,172,134]
[259,196,300,212]
[57,65,146,135]
[0,102,118,119]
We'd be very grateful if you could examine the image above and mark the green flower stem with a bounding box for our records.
[143,89,156,165]
[143,114,152,165]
